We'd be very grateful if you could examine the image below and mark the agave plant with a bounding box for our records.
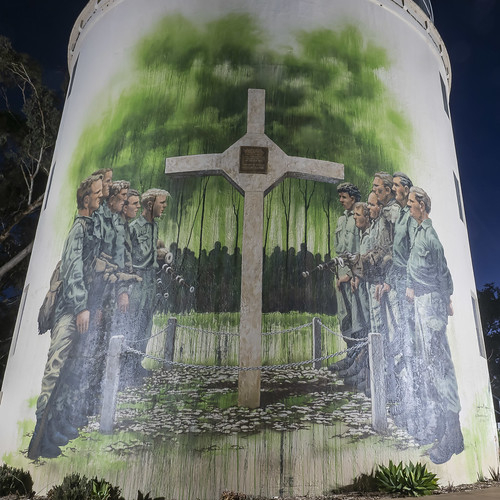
[375,460,439,497]
[489,466,500,482]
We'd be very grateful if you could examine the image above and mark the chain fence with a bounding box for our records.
[123,340,368,372]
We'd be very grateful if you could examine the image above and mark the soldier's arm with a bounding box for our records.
[430,231,454,298]
[129,221,142,262]
[60,221,89,316]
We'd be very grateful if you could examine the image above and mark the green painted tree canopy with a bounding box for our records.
[69,12,412,257]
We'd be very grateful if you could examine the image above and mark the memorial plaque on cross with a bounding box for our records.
[165,89,344,407]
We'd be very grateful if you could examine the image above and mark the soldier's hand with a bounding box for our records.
[379,282,391,299]
[351,276,360,292]
[118,292,129,313]
[336,274,350,290]
[76,310,90,334]
[406,287,415,303]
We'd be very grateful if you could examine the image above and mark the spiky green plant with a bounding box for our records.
[47,473,91,500]
[0,464,34,497]
[489,466,500,481]
[352,470,378,492]
[48,474,124,500]
[375,460,439,497]
[477,471,488,482]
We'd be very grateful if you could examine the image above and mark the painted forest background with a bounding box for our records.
[65,12,412,315]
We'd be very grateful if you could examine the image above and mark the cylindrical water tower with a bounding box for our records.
[0,0,497,498]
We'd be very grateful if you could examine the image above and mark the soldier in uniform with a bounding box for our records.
[92,168,113,203]
[390,172,416,311]
[388,172,418,432]
[116,188,142,387]
[118,188,141,289]
[357,172,399,401]
[127,188,169,384]
[28,174,103,459]
[406,186,464,463]
[363,191,383,333]
[64,180,130,425]
[339,201,372,393]
[352,201,372,318]
[105,180,132,312]
[367,190,381,223]
[332,182,369,375]
[95,180,130,273]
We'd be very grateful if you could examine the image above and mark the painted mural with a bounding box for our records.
[2,3,496,499]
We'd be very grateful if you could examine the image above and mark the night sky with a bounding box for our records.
[0,0,499,288]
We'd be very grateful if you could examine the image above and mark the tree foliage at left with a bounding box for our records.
[0,35,63,384]
[477,282,500,420]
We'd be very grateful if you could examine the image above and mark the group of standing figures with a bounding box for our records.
[329,172,464,464]
[28,167,464,466]
[29,168,170,459]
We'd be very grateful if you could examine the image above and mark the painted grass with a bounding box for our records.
[145,311,343,369]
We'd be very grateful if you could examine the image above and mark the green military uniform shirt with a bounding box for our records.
[55,215,100,318]
[407,218,453,297]
[334,209,359,278]
[93,200,127,269]
[388,204,417,286]
[130,215,159,270]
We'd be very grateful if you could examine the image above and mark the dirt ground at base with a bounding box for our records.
[221,480,500,499]
[2,480,499,500]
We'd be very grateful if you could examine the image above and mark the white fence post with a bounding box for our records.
[100,335,124,434]
[313,317,322,369]
[164,317,177,368]
[368,332,388,433]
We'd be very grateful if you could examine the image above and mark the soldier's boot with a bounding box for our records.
[28,421,61,460]
[27,420,43,460]
[328,339,358,373]
[329,357,351,373]
[429,411,464,465]
[338,359,358,378]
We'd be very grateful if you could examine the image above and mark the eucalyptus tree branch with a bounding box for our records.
[0,193,44,244]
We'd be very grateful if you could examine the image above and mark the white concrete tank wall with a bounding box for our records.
[0,1,497,498]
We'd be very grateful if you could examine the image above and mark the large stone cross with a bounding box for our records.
[165,89,343,407]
